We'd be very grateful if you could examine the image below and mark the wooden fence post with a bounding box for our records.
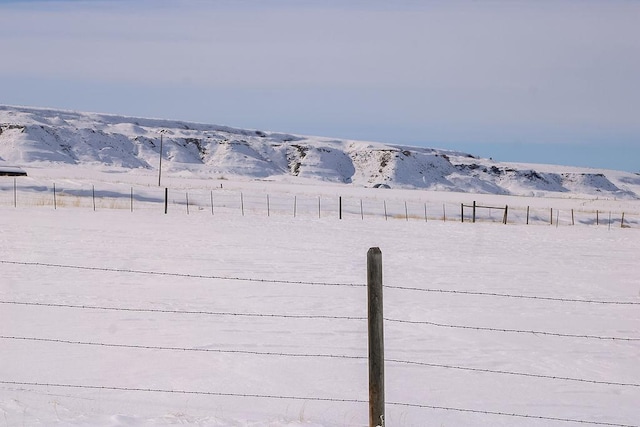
[473,201,477,223]
[339,196,342,220]
[526,206,530,225]
[53,183,57,210]
[596,210,599,226]
[267,195,270,217]
[164,188,168,214]
[461,203,464,223]
[131,188,134,212]
[550,208,553,225]
[503,205,508,224]
[241,192,245,217]
[571,209,574,225]
[186,192,189,215]
[367,247,385,427]
[621,212,625,228]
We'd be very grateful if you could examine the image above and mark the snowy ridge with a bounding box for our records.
[1,105,639,199]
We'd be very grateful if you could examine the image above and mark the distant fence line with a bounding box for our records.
[0,178,638,228]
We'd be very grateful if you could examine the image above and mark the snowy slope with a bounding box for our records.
[1,105,639,199]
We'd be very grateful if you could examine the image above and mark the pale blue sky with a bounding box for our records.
[1,0,638,172]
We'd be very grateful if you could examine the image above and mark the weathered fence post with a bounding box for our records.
[130,187,134,212]
[383,201,388,221]
[241,192,245,217]
[596,210,599,226]
[367,247,385,427]
[53,183,57,210]
[164,188,168,214]
[621,212,625,228]
[503,205,508,224]
[404,201,408,221]
[267,194,270,217]
[339,196,343,220]
[526,206,530,225]
[571,209,574,225]
[550,208,553,225]
[318,196,321,219]
[186,192,190,215]
[473,201,477,223]
[461,203,464,223]
[424,203,428,222]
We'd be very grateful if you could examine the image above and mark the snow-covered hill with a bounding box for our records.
[1,105,639,199]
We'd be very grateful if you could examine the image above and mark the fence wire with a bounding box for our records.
[0,300,366,321]
[385,317,640,341]
[0,380,636,427]
[384,284,640,305]
[3,252,639,425]
[3,259,638,306]
[3,333,638,389]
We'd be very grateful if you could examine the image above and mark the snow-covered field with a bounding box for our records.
[1,165,639,426]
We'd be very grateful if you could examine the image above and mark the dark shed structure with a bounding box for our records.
[0,166,27,176]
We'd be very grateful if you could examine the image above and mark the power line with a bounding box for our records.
[385,318,640,341]
[0,380,635,427]
[0,260,364,288]
[384,285,640,306]
[0,300,366,321]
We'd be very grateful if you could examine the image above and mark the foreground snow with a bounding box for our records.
[1,167,639,426]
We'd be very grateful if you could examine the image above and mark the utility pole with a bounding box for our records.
[158,132,163,187]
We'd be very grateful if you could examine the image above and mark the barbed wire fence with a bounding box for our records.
[1,258,638,426]
[0,178,638,228]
